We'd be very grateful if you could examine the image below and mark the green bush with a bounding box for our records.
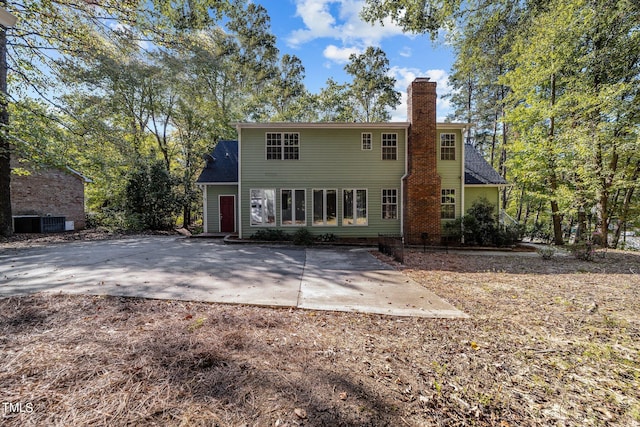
[536,246,556,260]
[124,159,179,230]
[317,233,337,243]
[570,241,595,261]
[249,229,290,241]
[445,199,521,247]
[292,228,315,246]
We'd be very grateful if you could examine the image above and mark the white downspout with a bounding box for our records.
[237,126,243,239]
[400,126,409,239]
[200,184,208,233]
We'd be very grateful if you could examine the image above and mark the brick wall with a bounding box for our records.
[404,78,441,244]
[10,155,87,230]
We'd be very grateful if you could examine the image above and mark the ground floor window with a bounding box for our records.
[441,189,456,219]
[250,189,276,226]
[343,189,368,226]
[382,189,398,219]
[281,189,306,225]
[313,189,337,226]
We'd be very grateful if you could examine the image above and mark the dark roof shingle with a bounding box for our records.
[196,140,238,183]
[464,144,508,185]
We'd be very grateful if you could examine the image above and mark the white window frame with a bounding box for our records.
[441,189,456,220]
[382,133,398,160]
[381,189,398,220]
[281,189,306,226]
[440,133,456,161]
[361,132,372,150]
[312,189,338,226]
[250,189,276,226]
[266,132,299,160]
[343,189,368,226]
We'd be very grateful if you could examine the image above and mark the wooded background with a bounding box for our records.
[1,0,638,248]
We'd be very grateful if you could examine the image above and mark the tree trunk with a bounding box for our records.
[0,20,12,237]
[546,74,564,245]
[611,160,639,248]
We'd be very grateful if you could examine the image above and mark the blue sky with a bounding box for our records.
[255,0,456,121]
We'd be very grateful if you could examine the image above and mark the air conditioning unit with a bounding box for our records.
[13,216,66,233]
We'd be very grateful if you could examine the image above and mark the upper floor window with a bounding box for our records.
[440,133,456,160]
[362,133,372,150]
[382,133,397,160]
[266,132,299,160]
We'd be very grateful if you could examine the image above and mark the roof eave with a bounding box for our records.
[234,122,410,130]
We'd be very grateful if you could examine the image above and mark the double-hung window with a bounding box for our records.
[382,189,398,220]
[441,189,456,219]
[362,133,372,150]
[250,189,276,226]
[313,189,337,226]
[440,133,456,160]
[382,133,397,160]
[343,189,368,226]
[281,189,306,226]
[266,132,299,160]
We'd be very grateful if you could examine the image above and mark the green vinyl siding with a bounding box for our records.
[239,127,406,238]
[436,128,464,221]
[205,185,238,233]
[464,186,500,214]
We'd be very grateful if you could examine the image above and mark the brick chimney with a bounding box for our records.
[404,78,441,244]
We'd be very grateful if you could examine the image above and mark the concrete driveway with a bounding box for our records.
[0,236,466,318]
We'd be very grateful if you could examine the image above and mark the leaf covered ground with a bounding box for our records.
[1,247,639,426]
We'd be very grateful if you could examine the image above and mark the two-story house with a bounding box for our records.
[197,78,507,244]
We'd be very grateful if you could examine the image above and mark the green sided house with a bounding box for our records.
[196,78,507,244]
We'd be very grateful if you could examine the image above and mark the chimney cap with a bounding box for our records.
[414,77,431,82]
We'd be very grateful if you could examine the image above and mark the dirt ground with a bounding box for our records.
[1,238,639,426]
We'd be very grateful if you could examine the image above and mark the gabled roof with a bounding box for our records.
[196,140,238,184]
[464,144,508,186]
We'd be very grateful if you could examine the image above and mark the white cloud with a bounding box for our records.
[399,46,412,58]
[323,44,361,63]
[287,0,405,49]
[389,66,453,121]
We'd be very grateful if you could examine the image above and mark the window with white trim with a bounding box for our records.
[382,133,397,160]
[313,189,337,226]
[361,133,372,150]
[266,132,299,160]
[441,189,456,219]
[281,189,306,226]
[250,189,276,226]
[343,189,368,226]
[382,189,398,220]
[440,133,456,160]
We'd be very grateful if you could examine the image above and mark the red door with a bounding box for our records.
[219,196,235,232]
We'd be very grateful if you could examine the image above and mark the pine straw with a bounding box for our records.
[1,249,639,426]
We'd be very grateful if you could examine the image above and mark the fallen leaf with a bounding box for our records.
[339,392,347,400]
[294,408,307,419]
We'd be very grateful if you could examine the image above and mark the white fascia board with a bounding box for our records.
[234,122,410,130]
[197,182,239,186]
[436,122,473,131]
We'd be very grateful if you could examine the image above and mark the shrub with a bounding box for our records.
[570,241,595,261]
[536,246,556,260]
[444,199,521,247]
[317,233,337,243]
[292,228,315,246]
[249,229,290,241]
[124,159,179,230]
